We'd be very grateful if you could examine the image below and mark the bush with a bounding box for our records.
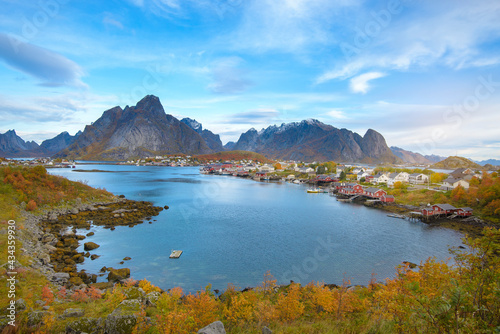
[26,199,37,211]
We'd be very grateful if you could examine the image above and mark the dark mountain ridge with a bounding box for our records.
[232,119,400,163]
[56,95,213,160]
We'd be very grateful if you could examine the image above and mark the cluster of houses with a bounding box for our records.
[440,168,476,190]
[334,182,395,203]
[421,204,473,217]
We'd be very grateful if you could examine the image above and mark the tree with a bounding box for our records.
[339,171,346,181]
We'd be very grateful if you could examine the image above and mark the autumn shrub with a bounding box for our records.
[41,284,54,305]
[26,199,37,211]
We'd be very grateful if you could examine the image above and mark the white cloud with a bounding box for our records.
[325,109,347,119]
[0,33,86,88]
[349,72,385,94]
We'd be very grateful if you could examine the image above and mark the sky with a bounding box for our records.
[0,0,499,160]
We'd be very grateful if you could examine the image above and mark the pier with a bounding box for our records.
[169,250,183,259]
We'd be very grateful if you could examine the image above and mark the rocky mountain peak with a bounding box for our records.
[134,95,165,117]
[181,118,203,133]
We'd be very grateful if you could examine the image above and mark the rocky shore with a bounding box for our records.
[19,196,165,290]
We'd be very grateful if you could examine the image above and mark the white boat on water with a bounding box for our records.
[293,179,300,184]
[307,188,328,193]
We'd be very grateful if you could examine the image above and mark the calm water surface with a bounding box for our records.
[49,165,464,292]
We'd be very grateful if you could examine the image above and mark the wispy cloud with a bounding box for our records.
[316,1,500,84]
[103,13,124,29]
[208,57,252,94]
[349,72,385,94]
[0,33,85,87]
[224,108,279,124]
[228,0,359,53]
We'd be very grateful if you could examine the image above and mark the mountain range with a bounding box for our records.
[0,129,80,158]
[390,146,446,164]
[231,120,400,163]
[1,95,496,165]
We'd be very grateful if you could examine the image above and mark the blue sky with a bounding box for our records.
[0,0,499,160]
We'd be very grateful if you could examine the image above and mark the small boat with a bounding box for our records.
[293,180,300,184]
[387,214,406,219]
[307,188,321,193]
[169,250,183,258]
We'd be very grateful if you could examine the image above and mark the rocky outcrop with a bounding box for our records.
[84,242,100,251]
[57,95,214,160]
[107,268,131,282]
[232,119,401,163]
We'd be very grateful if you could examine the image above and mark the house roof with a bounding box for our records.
[364,187,383,193]
[410,173,424,177]
[382,195,395,199]
[388,172,399,178]
[445,177,470,185]
[434,204,457,210]
[459,207,473,211]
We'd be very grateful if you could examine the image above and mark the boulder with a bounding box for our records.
[16,298,26,311]
[84,242,100,251]
[62,308,85,318]
[107,268,130,282]
[66,317,103,334]
[52,272,70,283]
[262,326,273,334]
[197,321,226,334]
[105,300,141,334]
[27,311,49,327]
[91,254,100,260]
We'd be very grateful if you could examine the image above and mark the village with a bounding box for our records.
[1,155,495,223]
[200,160,489,222]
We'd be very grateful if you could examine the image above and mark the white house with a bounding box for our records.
[297,167,314,174]
[357,172,370,181]
[409,173,429,185]
[259,164,275,172]
[441,177,470,190]
[387,172,410,187]
[352,167,364,174]
[372,172,389,184]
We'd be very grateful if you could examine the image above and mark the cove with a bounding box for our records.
[49,165,464,293]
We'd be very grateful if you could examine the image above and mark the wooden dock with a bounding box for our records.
[169,250,183,259]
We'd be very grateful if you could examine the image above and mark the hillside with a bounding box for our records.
[431,156,482,169]
[195,150,273,163]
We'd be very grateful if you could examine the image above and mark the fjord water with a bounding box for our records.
[49,165,463,292]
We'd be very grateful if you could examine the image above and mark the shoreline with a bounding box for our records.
[18,196,165,291]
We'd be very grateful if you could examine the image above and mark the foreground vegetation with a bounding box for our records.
[1,166,499,333]
[2,228,498,333]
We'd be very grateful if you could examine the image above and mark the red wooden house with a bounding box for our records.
[339,183,364,195]
[422,204,457,216]
[456,207,473,217]
[380,195,395,203]
[363,187,387,198]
